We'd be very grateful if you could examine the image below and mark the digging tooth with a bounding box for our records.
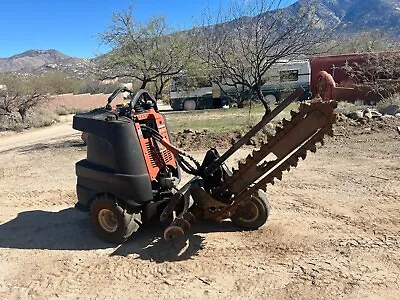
[290,110,298,118]
[275,125,284,134]
[299,149,307,160]
[320,139,325,146]
[267,135,275,142]
[245,154,253,163]
[282,118,292,128]
[238,161,246,169]
[299,103,308,111]
[327,128,334,137]
[270,170,283,181]
[286,156,298,167]
[265,136,273,145]
[309,144,317,153]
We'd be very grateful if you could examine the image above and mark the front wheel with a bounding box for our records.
[231,190,270,230]
[90,194,141,244]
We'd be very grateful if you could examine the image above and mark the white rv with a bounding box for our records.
[169,59,311,110]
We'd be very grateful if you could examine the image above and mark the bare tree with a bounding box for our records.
[0,75,47,122]
[195,0,333,111]
[100,7,194,98]
[341,52,400,100]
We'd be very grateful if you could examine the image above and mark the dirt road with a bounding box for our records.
[0,116,79,153]
[0,118,399,299]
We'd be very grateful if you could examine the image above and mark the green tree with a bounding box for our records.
[100,7,194,99]
[40,72,83,95]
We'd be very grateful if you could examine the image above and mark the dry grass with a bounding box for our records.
[334,94,400,116]
[55,105,90,116]
[334,100,372,115]
[166,103,297,133]
[376,93,400,114]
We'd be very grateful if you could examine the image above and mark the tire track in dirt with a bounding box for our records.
[1,119,400,299]
[0,119,79,154]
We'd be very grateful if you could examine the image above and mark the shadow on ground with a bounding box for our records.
[0,136,85,155]
[111,220,239,263]
[17,138,85,154]
[0,207,239,262]
[0,208,108,250]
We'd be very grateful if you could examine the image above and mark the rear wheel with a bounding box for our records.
[90,194,141,244]
[231,190,270,230]
[183,100,196,111]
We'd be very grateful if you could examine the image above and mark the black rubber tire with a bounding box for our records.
[231,191,270,230]
[81,132,88,145]
[183,100,196,111]
[90,194,141,244]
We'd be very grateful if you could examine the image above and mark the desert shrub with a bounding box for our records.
[55,105,71,116]
[334,100,372,115]
[0,108,60,132]
[55,105,91,116]
[376,94,400,114]
[0,115,24,132]
[79,81,120,94]
[25,109,59,129]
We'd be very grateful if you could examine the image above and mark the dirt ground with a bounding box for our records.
[0,116,399,300]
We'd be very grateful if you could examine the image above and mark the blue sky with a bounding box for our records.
[0,0,297,58]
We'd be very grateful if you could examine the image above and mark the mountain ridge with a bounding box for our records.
[0,0,398,77]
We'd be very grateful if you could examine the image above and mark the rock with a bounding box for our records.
[379,115,395,120]
[395,113,400,118]
[246,138,256,146]
[369,109,382,118]
[347,119,358,126]
[363,108,373,119]
[384,104,400,116]
[231,132,242,145]
[183,129,194,134]
[347,110,364,120]
[336,113,347,122]
[357,118,367,125]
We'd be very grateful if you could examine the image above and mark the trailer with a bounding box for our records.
[311,51,400,103]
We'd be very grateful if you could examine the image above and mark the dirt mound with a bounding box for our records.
[171,125,275,151]
[172,115,400,151]
[335,114,400,137]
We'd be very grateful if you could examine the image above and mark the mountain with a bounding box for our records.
[294,0,400,36]
[0,49,96,79]
[0,0,398,77]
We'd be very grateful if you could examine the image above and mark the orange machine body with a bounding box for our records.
[133,109,177,181]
